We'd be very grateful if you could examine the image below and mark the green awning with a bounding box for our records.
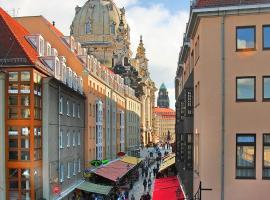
[76,181,112,195]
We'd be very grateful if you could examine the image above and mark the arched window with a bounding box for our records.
[111,22,116,34]
[124,57,129,66]
[85,21,91,34]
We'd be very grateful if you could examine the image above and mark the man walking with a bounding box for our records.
[143,179,147,191]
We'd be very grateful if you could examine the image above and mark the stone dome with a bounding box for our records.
[71,0,128,36]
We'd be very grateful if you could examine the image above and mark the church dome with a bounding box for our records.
[71,0,128,36]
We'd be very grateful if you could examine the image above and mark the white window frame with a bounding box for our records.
[67,162,71,178]
[78,131,81,146]
[60,164,64,182]
[73,160,76,175]
[73,132,76,147]
[67,131,70,147]
[59,96,63,114]
[59,130,64,149]
[72,103,75,117]
[67,100,70,116]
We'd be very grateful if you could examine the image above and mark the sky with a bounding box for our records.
[1,0,190,109]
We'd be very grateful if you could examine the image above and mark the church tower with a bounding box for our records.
[157,83,170,108]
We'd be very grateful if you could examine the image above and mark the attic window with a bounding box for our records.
[111,22,116,34]
[85,21,91,34]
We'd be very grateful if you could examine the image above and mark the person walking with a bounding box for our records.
[143,179,147,191]
[153,167,157,177]
[148,178,152,191]
[145,192,151,200]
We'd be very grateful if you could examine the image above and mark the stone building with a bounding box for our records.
[157,83,170,108]
[175,0,270,199]
[71,0,156,145]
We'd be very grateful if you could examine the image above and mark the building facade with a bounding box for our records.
[157,83,170,108]
[153,107,176,144]
[175,0,270,199]
[42,77,85,200]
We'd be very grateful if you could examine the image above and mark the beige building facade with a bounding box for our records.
[176,0,270,199]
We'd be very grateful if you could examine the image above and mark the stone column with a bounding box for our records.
[0,72,6,200]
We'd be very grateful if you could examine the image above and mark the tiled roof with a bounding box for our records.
[0,7,38,64]
[154,107,175,116]
[195,0,270,8]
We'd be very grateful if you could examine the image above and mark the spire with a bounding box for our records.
[136,35,145,59]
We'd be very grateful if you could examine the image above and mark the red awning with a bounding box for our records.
[153,176,184,200]
[94,160,135,182]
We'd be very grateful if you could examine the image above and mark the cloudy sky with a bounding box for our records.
[2,0,189,109]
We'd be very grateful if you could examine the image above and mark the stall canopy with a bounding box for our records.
[153,176,184,200]
[121,156,143,165]
[94,160,135,182]
[159,155,175,172]
[76,182,112,195]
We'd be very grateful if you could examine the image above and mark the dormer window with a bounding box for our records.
[85,21,91,34]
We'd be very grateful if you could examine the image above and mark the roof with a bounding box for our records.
[154,107,175,116]
[159,155,175,173]
[195,0,270,8]
[160,83,166,90]
[76,182,112,195]
[153,176,184,200]
[94,160,135,182]
[121,156,143,165]
[0,7,38,64]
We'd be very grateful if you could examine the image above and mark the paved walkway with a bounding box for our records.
[128,147,171,200]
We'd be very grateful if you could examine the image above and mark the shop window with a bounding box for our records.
[263,76,270,101]
[20,83,31,94]
[8,83,18,94]
[21,71,30,82]
[21,95,30,106]
[9,72,18,82]
[236,134,256,179]
[8,96,18,106]
[263,25,270,49]
[236,77,256,101]
[263,134,270,179]
[236,26,256,51]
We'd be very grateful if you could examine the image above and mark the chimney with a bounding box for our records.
[52,21,55,26]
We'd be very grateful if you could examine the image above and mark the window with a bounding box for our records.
[67,131,70,147]
[263,76,270,101]
[73,160,76,175]
[77,104,80,118]
[59,97,63,114]
[236,26,256,51]
[263,25,270,49]
[236,134,256,179]
[195,36,200,62]
[60,164,64,182]
[77,132,81,146]
[59,130,63,149]
[263,134,270,179]
[67,100,70,116]
[67,162,71,178]
[236,77,256,101]
[85,21,91,34]
[9,72,18,82]
[73,132,76,147]
[111,22,116,34]
[72,103,75,117]
[21,71,30,82]
[78,159,81,173]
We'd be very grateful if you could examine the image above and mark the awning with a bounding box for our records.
[76,182,112,195]
[121,156,143,165]
[94,160,135,182]
[163,153,176,162]
[159,156,175,172]
[153,176,184,200]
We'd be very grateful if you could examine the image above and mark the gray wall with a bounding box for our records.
[0,73,6,200]
[43,77,85,200]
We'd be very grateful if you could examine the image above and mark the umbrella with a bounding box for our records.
[90,160,102,167]
[102,159,109,165]
[117,152,126,157]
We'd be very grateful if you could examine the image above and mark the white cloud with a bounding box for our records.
[114,0,138,7]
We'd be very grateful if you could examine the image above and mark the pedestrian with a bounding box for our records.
[149,169,152,178]
[148,178,152,191]
[143,179,147,191]
[156,163,160,169]
[145,192,151,200]
[153,167,156,177]
[131,194,135,200]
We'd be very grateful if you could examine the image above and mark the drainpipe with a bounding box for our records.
[58,85,61,187]
[221,12,226,200]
